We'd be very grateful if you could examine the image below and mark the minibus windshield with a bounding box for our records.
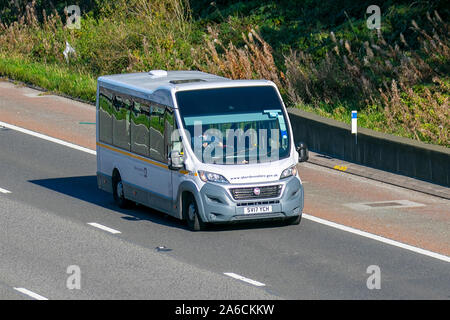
[176,86,290,165]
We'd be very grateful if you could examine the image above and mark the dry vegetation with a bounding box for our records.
[283,12,449,146]
[194,25,283,88]
[0,1,448,146]
[0,0,194,73]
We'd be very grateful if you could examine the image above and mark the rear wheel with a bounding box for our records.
[113,172,130,209]
[184,195,206,231]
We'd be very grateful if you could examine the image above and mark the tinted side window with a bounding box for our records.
[164,108,175,161]
[98,87,113,144]
[149,103,166,163]
[112,95,131,151]
[130,99,150,157]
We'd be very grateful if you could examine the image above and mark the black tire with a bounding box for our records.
[112,172,130,209]
[286,214,302,226]
[184,195,206,231]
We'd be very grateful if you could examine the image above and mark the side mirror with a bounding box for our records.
[168,151,184,170]
[296,142,309,162]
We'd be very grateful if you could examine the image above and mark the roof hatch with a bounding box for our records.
[148,70,168,78]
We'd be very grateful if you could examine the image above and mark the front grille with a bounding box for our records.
[230,185,282,200]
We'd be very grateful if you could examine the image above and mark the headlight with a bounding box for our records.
[198,170,229,184]
[280,165,297,179]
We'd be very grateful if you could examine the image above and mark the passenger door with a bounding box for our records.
[128,98,151,205]
[146,103,173,213]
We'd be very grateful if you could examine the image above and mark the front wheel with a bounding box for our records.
[185,195,206,231]
[113,173,130,209]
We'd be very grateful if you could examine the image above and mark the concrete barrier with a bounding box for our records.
[288,108,450,187]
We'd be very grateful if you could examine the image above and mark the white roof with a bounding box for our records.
[98,71,224,92]
[97,70,276,107]
[98,70,274,93]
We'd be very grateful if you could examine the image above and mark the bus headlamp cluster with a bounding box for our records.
[198,171,229,184]
[280,165,297,179]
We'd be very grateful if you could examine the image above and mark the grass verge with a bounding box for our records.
[0,53,96,103]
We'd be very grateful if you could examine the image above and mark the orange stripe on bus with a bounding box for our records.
[96,142,190,174]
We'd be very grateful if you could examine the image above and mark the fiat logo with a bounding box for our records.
[253,187,261,196]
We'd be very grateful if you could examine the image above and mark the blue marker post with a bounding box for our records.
[351,110,357,145]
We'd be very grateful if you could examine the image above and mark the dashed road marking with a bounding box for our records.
[224,273,266,287]
[14,288,48,300]
[302,213,450,263]
[88,222,121,234]
[0,187,11,194]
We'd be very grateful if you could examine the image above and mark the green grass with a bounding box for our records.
[295,102,389,133]
[0,53,96,103]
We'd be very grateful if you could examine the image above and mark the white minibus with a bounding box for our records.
[96,70,308,231]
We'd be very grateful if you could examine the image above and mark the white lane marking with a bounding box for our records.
[224,273,266,287]
[302,213,450,263]
[0,121,96,155]
[0,187,11,194]
[88,222,121,234]
[14,288,48,300]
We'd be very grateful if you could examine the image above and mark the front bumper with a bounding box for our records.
[198,176,303,223]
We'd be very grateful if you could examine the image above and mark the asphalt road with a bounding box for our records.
[0,127,449,299]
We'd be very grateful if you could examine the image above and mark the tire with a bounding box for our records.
[112,172,130,209]
[286,214,302,226]
[184,195,206,231]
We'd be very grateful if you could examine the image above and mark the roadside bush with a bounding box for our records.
[0,0,197,75]
[193,24,283,89]
[283,12,449,146]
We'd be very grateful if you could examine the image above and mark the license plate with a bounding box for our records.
[244,205,272,215]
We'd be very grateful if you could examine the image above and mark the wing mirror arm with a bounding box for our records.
[296,142,309,163]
